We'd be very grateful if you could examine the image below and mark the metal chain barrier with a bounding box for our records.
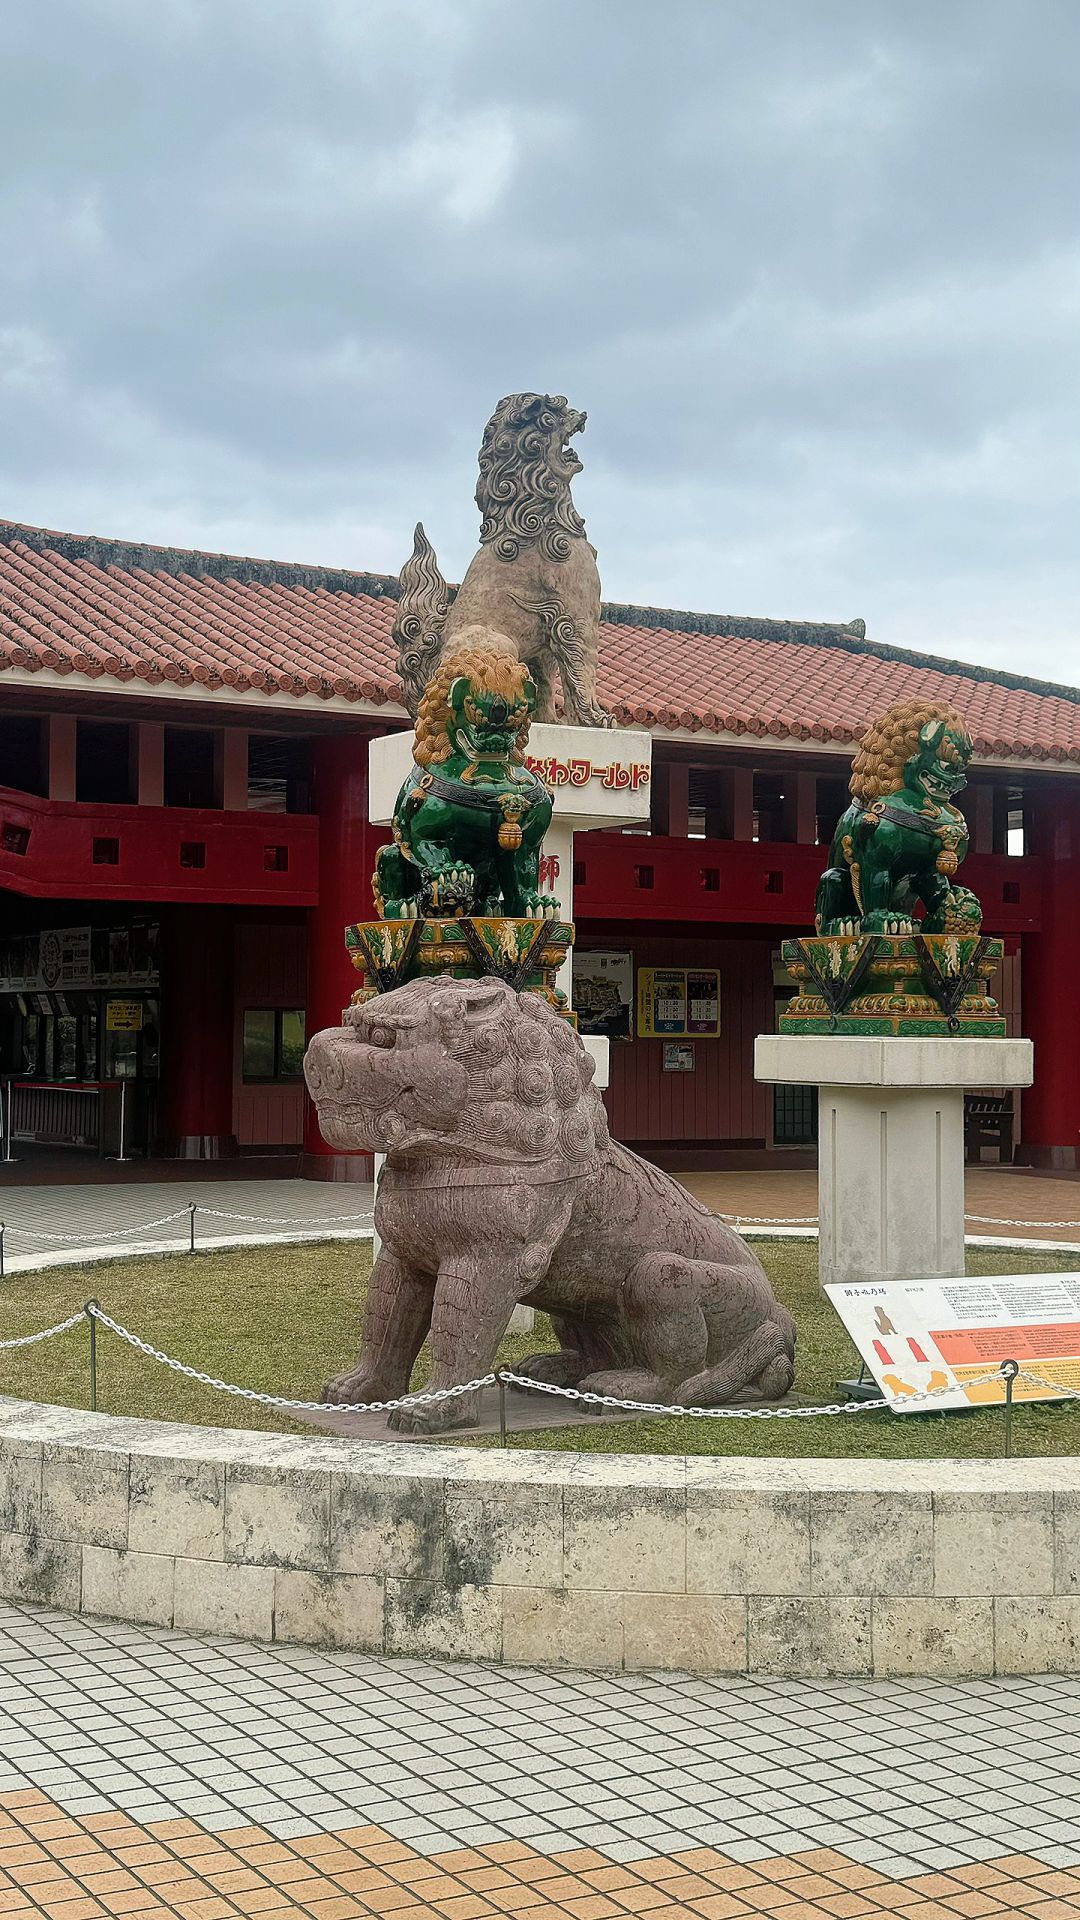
[15,1304,1019,1419]
[8,1209,193,1244]
[0,1303,1074,1449]
[0,1311,86,1350]
[194,1207,376,1226]
[717,1214,819,1226]
[964,1213,1080,1230]
[86,1305,494,1413]
[496,1367,1012,1418]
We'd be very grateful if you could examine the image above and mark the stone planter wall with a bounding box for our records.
[0,1396,1076,1677]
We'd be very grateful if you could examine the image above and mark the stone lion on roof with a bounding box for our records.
[391,393,613,729]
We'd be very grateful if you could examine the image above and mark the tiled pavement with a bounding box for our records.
[678,1170,1080,1247]
[1,1168,1079,1266]
[0,1180,375,1265]
[0,1603,1077,1918]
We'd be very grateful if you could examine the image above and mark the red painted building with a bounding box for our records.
[1,517,1078,1178]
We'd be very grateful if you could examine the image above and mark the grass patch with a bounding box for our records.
[0,1237,1077,1458]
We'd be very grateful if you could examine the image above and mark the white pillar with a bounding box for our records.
[755,1035,1034,1288]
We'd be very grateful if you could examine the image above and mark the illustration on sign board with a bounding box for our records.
[573,950,633,1039]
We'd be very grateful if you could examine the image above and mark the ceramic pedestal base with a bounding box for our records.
[755,1035,1034,1288]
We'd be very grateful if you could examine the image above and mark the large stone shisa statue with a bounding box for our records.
[304,394,795,1433]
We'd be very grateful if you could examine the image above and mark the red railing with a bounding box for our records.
[0,787,318,905]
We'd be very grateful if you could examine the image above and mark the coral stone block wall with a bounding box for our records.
[0,1401,1078,1677]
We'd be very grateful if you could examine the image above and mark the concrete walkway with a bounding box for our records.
[0,1601,1075,1916]
[680,1167,1080,1244]
[1,1168,1078,1266]
[0,1178,374,1264]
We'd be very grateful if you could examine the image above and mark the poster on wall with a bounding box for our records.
[826,1274,1080,1414]
[663,1041,695,1072]
[687,970,720,1034]
[573,950,634,1039]
[638,967,720,1038]
[638,968,687,1036]
[0,923,159,993]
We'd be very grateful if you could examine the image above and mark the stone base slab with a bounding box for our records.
[0,1396,1077,1677]
[755,1033,1034,1089]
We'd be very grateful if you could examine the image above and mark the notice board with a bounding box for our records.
[826,1273,1080,1412]
[638,967,720,1039]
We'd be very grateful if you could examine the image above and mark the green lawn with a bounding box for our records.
[1,1237,1078,1459]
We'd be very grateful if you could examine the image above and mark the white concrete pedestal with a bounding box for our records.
[754,1035,1034,1287]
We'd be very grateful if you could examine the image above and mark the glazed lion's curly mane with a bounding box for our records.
[413,636,533,769]
[849,699,972,802]
[475,393,587,563]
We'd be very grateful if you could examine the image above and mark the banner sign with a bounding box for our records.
[826,1274,1080,1413]
[638,967,720,1038]
[0,924,159,993]
[573,950,634,1040]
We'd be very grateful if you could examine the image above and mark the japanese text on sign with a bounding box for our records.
[638,967,721,1039]
[525,756,650,791]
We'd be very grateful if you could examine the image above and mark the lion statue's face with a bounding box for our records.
[305,976,607,1165]
[849,699,974,807]
[905,720,972,804]
[447,664,535,767]
[476,393,588,562]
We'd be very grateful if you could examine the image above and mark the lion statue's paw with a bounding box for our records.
[387,1397,480,1436]
[509,1350,586,1390]
[322,1370,388,1409]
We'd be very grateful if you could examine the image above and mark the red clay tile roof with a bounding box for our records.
[2,518,1079,764]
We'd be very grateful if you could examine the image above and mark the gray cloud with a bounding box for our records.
[0,0,1076,677]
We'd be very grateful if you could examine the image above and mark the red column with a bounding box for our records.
[1019,786,1080,1169]
[302,730,386,1180]
[160,905,237,1157]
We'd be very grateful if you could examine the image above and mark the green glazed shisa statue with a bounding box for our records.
[374,627,559,922]
[781,700,1004,1036]
[347,626,573,1009]
[814,701,981,937]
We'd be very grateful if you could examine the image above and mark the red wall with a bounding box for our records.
[581,930,775,1147]
[0,784,318,905]
[573,830,1042,934]
[232,920,308,1149]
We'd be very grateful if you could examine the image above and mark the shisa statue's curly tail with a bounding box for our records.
[392,522,450,719]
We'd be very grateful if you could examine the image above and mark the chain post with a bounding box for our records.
[497,1370,508,1448]
[188,1203,197,1253]
[0,1223,4,1281]
[1001,1357,1020,1457]
[85,1300,100,1412]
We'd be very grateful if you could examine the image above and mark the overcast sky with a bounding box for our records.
[1,1,1077,680]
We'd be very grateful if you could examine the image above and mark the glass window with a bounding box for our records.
[279,1009,306,1078]
[242,1008,306,1082]
[242,1010,277,1081]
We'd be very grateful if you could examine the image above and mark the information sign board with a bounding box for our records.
[573,950,634,1039]
[826,1273,1080,1412]
[638,967,720,1039]
[106,1000,144,1033]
